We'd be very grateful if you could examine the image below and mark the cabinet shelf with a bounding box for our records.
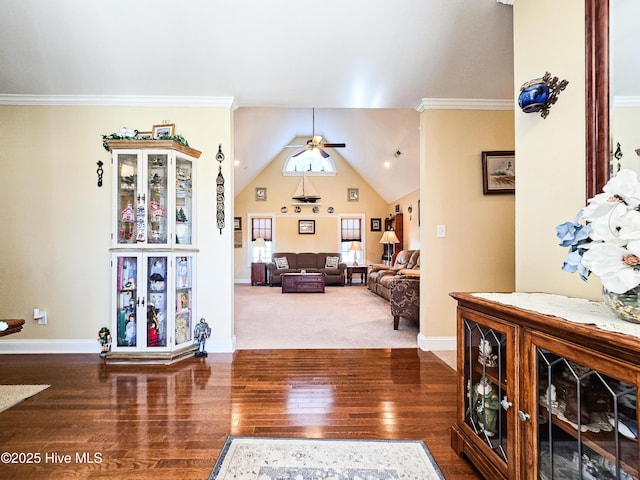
[542,406,639,477]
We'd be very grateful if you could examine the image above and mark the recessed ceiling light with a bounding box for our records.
[384,161,391,168]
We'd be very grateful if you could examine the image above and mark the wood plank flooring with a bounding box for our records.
[0,349,482,479]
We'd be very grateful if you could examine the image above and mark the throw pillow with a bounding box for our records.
[325,256,340,269]
[274,257,289,270]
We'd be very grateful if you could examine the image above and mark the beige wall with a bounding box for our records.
[514,0,601,300]
[420,109,515,343]
[0,105,235,349]
[612,107,640,172]
[233,140,391,279]
[389,189,420,251]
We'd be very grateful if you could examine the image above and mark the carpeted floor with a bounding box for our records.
[234,283,419,349]
[0,384,50,413]
[209,436,445,480]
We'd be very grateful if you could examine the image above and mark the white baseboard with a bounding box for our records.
[417,334,456,351]
[0,337,237,354]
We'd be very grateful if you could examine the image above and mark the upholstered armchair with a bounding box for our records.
[389,276,420,330]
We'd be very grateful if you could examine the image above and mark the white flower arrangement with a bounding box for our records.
[556,169,640,294]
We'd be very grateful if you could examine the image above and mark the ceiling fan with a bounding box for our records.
[285,108,346,158]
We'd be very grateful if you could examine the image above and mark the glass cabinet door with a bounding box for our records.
[116,154,139,245]
[147,256,168,347]
[174,255,193,345]
[175,157,193,245]
[146,153,168,245]
[461,313,514,469]
[115,256,138,347]
[530,333,638,480]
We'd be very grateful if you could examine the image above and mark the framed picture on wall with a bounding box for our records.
[255,187,267,201]
[298,220,315,235]
[234,217,241,231]
[371,218,382,232]
[482,150,515,194]
[347,188,359,202]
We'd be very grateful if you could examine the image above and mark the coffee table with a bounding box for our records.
[281,272,325,293]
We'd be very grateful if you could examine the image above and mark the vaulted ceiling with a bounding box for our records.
[0,0,517,202]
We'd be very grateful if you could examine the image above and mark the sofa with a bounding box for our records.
[367,250,420,300]
[266,252,346,286]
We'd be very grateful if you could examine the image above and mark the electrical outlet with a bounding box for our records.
[437,224,446,238]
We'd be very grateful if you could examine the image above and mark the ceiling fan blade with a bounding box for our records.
[284,144,305,148]
[292,148,307,157]
[322,143,346,148]
[318,148,330,158]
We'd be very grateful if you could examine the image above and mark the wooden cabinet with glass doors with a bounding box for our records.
[451,292,640,480]
[107,140,201,364]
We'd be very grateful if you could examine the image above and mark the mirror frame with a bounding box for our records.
[585,0,609,199]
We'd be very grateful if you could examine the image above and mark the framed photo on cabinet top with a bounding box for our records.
[482,150,515,194]
[152,123,175,139]
[136,131,153,140]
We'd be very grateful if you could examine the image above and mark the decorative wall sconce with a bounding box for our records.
[407,205,413,220]
[96,160,104,187]
[518,72,569,119]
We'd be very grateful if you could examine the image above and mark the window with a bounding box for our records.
[282,149,336,175]
[251,217,273,263]
[340,217,364,265]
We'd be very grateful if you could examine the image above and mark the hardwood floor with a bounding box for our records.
[0,349,482,479]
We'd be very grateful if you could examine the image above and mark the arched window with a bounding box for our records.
[282,149,336,176]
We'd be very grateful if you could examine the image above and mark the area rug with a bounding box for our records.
[0,384,49,413]
[209,436,445,479]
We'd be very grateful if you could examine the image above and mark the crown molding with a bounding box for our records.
[0,94,236,108]
[416,98,514,112]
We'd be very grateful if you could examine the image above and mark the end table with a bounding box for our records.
[346,265,368,285]
[251,262,267,286]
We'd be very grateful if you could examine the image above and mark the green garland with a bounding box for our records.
[102,133,190,152]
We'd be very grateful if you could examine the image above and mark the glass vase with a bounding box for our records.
[603,287,640,324]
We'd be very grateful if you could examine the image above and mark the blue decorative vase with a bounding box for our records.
[518,79,549,113]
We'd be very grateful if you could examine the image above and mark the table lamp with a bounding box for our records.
[349,241,362,266]
[254,237,266,262]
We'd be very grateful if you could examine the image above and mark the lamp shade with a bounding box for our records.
[254,237,266,248]
[349,241,362,251]
[379,230,400,244]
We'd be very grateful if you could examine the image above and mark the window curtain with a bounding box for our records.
[341,218,361,242]
[251,217,272,241]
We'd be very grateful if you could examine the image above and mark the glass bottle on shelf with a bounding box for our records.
[146,256,167,348]
[117,154,138,245]
[146,153,168,244]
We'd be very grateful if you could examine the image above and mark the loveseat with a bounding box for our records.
[266,252,346,286]
[367,249,420,300]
